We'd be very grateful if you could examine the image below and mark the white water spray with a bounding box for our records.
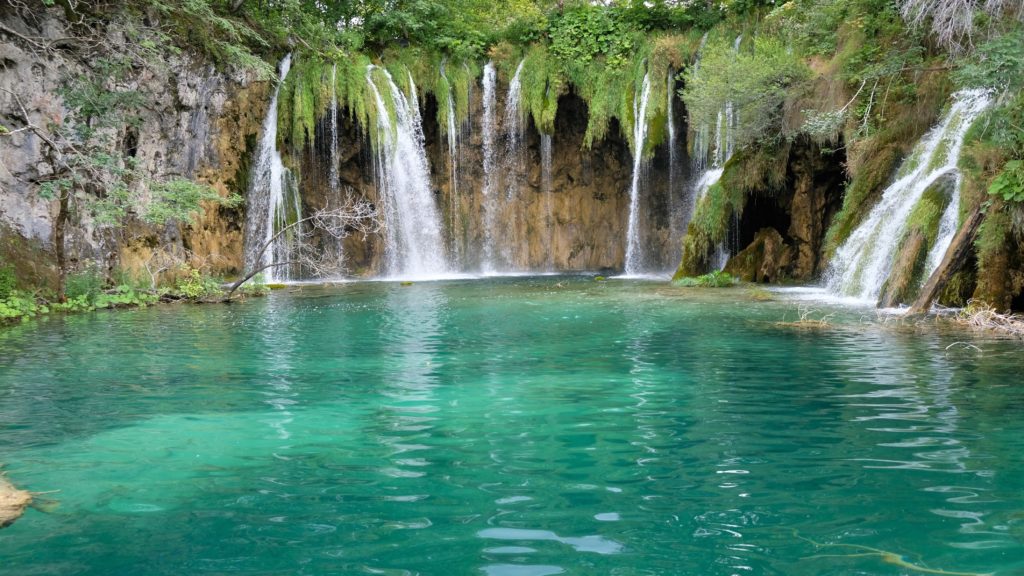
[623,73,652,276]
[827,89,992,302]
[244,54,300,283]
[480,62,499,273]
[365,65,449,278]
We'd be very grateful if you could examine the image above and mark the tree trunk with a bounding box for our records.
[908,207,984,315]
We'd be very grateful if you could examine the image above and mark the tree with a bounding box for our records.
[225,195,382,299]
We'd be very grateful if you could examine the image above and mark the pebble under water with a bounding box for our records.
[1,277,1022,575]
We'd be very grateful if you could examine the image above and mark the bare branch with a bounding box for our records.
[226,192,381,299]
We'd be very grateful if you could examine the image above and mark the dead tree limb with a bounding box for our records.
[224,198,380,300]
[908,206,985,315]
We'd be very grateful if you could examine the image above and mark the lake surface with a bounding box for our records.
[1,277,1022,575]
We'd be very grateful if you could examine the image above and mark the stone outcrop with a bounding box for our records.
[0,7,267,286]
[724,227,793,283]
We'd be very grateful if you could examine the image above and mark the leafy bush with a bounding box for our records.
[174,267,223,300]
[674,271,738,288]
[0,264,15,300]
[65,268,106,303]
[0,293,43,322]
[683,35,809,151]
[955,30,1024,93]
[549,6,638,69]
[989,160,1024,203]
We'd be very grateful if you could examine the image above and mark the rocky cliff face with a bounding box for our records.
[295,83,685,276]
[0,7,267,286]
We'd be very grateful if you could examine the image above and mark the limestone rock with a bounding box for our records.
[724,228,793,283]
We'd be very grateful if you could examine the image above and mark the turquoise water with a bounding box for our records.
[1,277,1023,575]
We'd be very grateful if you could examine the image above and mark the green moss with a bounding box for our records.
[673,270,737,287]
[937,269,976,307]
[977,205,1012,273]
[904,176,953,246]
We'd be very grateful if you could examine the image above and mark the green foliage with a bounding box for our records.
[0,293,43,323]
[65,267,106,303]
[683,34,809,151]
[769,0,847,55]
[976,204,1012,273]
[145,0,274,78]
[549,5,638,69]
[60,57,144,138]
[956,30,1024,93]
[143,180,239,225]
[673,271,738,287]
[173,267,223,300]
[0,264,15,301]
[989,160,1024,203]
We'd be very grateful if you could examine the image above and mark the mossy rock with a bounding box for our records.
[266,283,288,290]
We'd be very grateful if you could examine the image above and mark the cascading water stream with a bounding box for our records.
[365,65,449,278]
[480,62,499,273]
[623,73,652,276]
[243,54,301,283]
[541,133,554,270]
[501,59,527,268]
[440,63,462,266]
[328,63,339,193]
[826,89,992,303]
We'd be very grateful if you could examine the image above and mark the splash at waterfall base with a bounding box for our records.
[274,60,681,279]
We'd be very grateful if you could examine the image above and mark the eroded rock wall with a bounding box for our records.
[0,7,267,286]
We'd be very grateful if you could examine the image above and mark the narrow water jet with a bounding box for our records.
[826,89,992,302]
[243,54,301,283]
[501,59,527,268]
[441,63,462,267]
[328,63,339,194]
[623,73,652,276]
[480,62,499,273]
[365,65,449,278]
[541,133,554,270]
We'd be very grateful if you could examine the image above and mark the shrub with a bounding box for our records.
[65,267,106,303]
[174,267,223,300]
[0,264,15,300]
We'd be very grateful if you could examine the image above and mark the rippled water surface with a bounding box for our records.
[1,277,1023,575]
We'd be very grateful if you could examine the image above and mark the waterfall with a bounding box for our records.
[687,35,742,271]
[328,63,340,193]
[503,59,527,199]
[623,73,652,276]
[826,89,992,302]
[441,63,462,267]
[541,133,554,269]
[243,54,301,283]
[480,62,499,273]
[365,65,449,278]
[502,59,527,268]
[666,67,686,272]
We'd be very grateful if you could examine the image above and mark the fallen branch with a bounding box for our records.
[0,473,33,529]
